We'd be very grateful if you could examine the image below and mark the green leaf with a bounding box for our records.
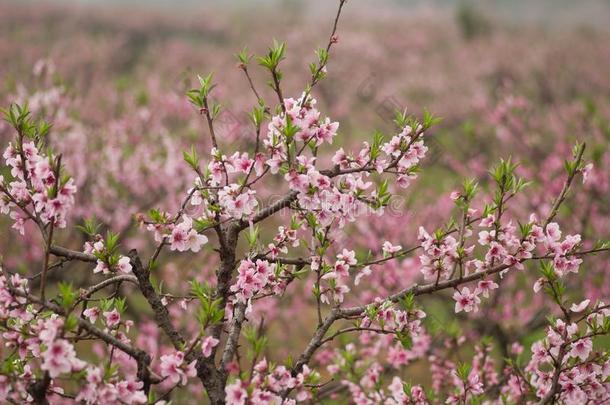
[422,108,442,129]
[462,178,478,201]
[75,218,101,236]
[65,314,78,331]
[148,209,167,224]
[236,47,251,66]
[396,331,413,349]
[105,231,120,254]
[393,109,410,129]
[257,40,286,71]
[399,292,415,311]
[193,218,215,232]
[246,225,260,248]
[456,362,471,380]
[249,105,266,129]
[183,145,200,170]
[58,282,77,309]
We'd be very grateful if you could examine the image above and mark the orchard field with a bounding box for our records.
[1,1,610,403]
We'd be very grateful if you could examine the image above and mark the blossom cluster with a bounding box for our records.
[225,359,319,405]
[332,123,427,190]
[326,347,430,404]
[418,212,586,314]
[265,224,300,259]
[518,301,610,402]
[84,238,133,274]
[159,351,197,387]
[0,268,146,403]
[265,95,339,172]
[230,259,279,304]
[1,140,76,233]
[318,249,359,304]
[417,226,460,281]
[362,299,427,340]
[145,214,209,253]
[533,222,583,288]
[76,368,147,405]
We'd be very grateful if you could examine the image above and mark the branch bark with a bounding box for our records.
[50,245,97,263]
[128,250,186,349]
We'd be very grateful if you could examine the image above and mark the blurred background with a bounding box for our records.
[2,0,609,226]
[1,0,610,399]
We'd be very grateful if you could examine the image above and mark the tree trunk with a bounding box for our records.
[199,224,239,404]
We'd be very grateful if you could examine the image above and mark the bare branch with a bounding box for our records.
[128,249,186,350]
[50,245,97,263]
[220,301,247,371]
